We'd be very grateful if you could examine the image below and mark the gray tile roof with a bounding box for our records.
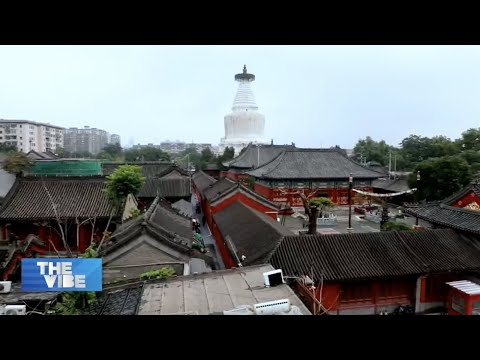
[224,143,294,169]
[103,163,190,199]
[247,149,385,180]
[405,204,480,235]
[102,162,174,177]
[209,183,283,210]
[192,171,216,196]
[82,284,144,315]
[171,199,193,218]
[213,201,292,266]
[0,176,121,220]
[372,178,411,192]
[203,177,237,201]
[269,229,480,282]
[100,196,194,258]
[138,177,191,198]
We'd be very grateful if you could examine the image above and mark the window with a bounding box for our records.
[472,300,480,313]
[341,282,373,303]
[452,294,465,314]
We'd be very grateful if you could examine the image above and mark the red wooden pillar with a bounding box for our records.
[79,225,88,253]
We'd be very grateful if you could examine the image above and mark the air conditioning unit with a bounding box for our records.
[0,281,12,294]
[254,299,291,315]
[5,305,26,315]
[263,269,285,288]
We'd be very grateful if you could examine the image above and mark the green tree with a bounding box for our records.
[105,165,145,202]
[382,221,412,231]
[457,128,480,151]
[460,150,480,176]
[124,147,170,162]
[201,147,215,163]
[309,197,336,218]
[54,146,65,157]
[408,155,472,201]
[2,151,32,174]
[0,143,16,153]
[353,137,395,166]
[216,146,235,168]
[103,143,123,157]
[140,267,176,280]
[53,244,98,314]
[99,165,145,251]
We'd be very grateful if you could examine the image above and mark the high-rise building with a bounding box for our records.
[0,119,64,153]
[109,134,121,145]
[219,65,268,154]
[64,126,109,155]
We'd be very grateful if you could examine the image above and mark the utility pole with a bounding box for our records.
[347,173,353,233]
[394,154,397,180]
[389,151,392,178]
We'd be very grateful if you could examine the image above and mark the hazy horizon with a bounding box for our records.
[0,45,479,149]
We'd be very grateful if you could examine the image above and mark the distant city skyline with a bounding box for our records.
[1,45,480,149]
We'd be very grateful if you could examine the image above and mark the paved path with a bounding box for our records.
[191,196,225,270]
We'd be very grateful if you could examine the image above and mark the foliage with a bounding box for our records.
[245,177,255,190]
[353,136,395,167]
[124,146,170,162]
[201,147,215,163]
[239,146,248,155]
[129,207,142,218]
[82,243,97,258]
[105,165,145,203]
[140,267,176,280]
[382,221,412,231]
[309,197,335,217]
[54,146,64,157]
[399,135,457,169]
[216,146,235,168]
[103,143,123,157]
[408,155,472,201]
[457,128,480,151]
[0,143,17,153]
[53,291,97,315]
[354,193,371,206]
[54,243,98,315]
[2,151,32,174]
[460,150,480,176]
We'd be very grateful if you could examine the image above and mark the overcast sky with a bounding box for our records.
[0,45,479,149]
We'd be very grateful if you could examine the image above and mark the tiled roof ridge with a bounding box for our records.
[0,177,21,215]
[223,143,253,167]
[251,150,286,177]
[393,230,432,272]
[439,202,480,215]
[155,196,192,220]
[23,175,107,181]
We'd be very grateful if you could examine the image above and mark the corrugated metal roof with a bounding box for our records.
[447,280,480,295]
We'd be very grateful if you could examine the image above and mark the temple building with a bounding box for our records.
[219,65,268,155]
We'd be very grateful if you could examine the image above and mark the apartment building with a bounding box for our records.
[64,126,110,155]
[109,134,121,145]
[0,119,64,153]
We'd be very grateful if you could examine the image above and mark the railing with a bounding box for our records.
[317,215,337,226]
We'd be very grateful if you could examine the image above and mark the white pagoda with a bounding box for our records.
[219,65,268,155]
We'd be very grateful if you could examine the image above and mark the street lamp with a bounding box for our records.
[347,173,353,233]
[415,171,421,226]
